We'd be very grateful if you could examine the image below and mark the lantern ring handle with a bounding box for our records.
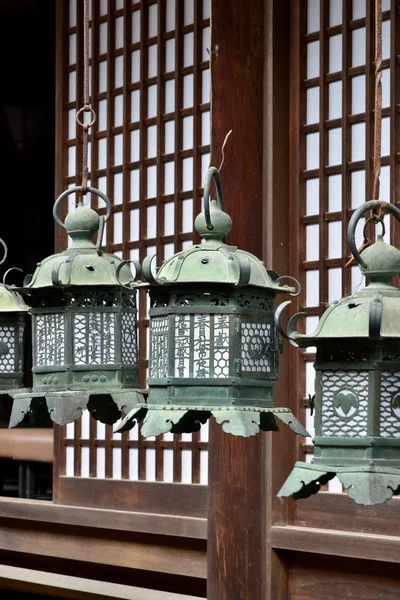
[0,238,8,267]
[348,201,400,269]
[3,267,23,291]
[203,166,224,231]
[275,275,302,297]
[53,186,113,230]
[76,106,97,128]
[115,259,142,288]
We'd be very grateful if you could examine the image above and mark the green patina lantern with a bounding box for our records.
[276,200,400,505]
[0,239,30,394]
[9,186,144,427]
[115,167,309,439]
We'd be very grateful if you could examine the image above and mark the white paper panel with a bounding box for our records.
[146,448,156,481]
[66,422,75,439]
[351,74,366,114]
[115,56,123,88]
[165,121,175,153]
[130,208,140,241]
[81,447,90,477]
[329,35,342,74]
[113,448,122,479]
[183,116,194,150]
[131,50,140,82]
[352,28,366,67]
[328,268,342,304]
[202,111,210,146]
[184,33,194,67]
[307,0,320,33]
[182,157,193,191]
[147,165,157,198]
[202,26,211,62]
[381,117,390,156]
[200,450,208,484]
[114,172,123,206]
[129,448,139,480]
[164,243,175,258]
[148,85,157,118]
[201,153,210,181]
[202,69,210,103]
[328,221,342,258]
[328,477,344,493]
[184,0,194,25]
[164,203,175,235]
[131,90,140,122]
[382,19,390,60]
[99,22,107,54]
[115,16,124,50]
[306,133,319,170]
[148,3,158,37]
[181,450,192,483]
[165,79,175,113]
[114,134,123,165]
[164,161,175,195]
[306,179,319,215]
[200,419,209,442]
[68,146,76,177]
[328,128,342,166]
[351,122,365,161]
[166,39,175,72]
[68,109,76,140]
[131,129,140,162]
[148,44,157,78]
[66,447,74,477]
[68,72,76,102]
[163,449,174,482]
[99,61,107,93]
[306,224,319,261]
[183,74,194,108]
[306,87,319,124]
[100,0,107,16]
[166,0,176,32]
[81,411,90,439]
[380,165,390,203]
[182,199,193,232]
[129,422,139,441]
[329,0,342,26]
[306,270,319,306]
[329,81,342,120]
[352,0,366,19]
[132,10,140,43]
[69,33,76,66]
[96,420,106,441]
[114,95,123,127]
[307,41,320,79]
[328,174,341,212]
[69,0,76,27]
[98,99,107,130]
[351,170,365,208]
[113,211,122,244]
[147,205,157,239]
[116,0,123,9]
[147,124,157,158]
[382,68,390,108]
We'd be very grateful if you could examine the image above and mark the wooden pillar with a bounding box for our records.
[207,2,265,599]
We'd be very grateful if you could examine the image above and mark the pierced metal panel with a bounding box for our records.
[36,314,65,366]
[74,313,116,365]
[380,371,400,438]
[149,315,168,378]
[0,326,16,372]
[241,322,273,375]
[321,371,369,437]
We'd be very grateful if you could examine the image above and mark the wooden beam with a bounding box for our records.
[0,497,206,539]
[208,1,265,599]
[271,525,400,564]
[0,564,204,600]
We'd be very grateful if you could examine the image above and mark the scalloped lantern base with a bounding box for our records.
[113,405,310,438]
[278,461,400,506]
[8,388,147,427]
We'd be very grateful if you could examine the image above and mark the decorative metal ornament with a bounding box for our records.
[0,238,30,395]
[9,187,144,427]
[115,167,309,439]
[276,200,400,505]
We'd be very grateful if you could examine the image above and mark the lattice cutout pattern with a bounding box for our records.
[320,371,368,437]
[241,322,272,374]
[60,0,211,484]
[36,314,65,366]
[380,371,400,438]
[0,327,15,372]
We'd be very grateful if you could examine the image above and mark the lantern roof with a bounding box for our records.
[275,201,400,347]
[0,284,29,312]
[19,189,137,291]
[143,167,295,294]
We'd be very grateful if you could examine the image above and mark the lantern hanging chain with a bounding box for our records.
[76,0,96,198]
[218,129,232,173]
[346,0,383,267]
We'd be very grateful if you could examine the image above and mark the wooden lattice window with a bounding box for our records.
[291,0,398,494]
[55,0,211,492]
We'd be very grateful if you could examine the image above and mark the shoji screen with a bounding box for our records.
[294,0,398,493]
[58,0,211,486]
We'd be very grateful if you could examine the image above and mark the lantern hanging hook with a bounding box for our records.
[347,200,400,270]
[274,300,306,347]
[203,166,224,231]
[3,267,24,291]
[115,259,142,288]
[0,238,8,267]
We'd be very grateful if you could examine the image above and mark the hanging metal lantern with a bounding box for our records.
[0,239,30,394]
[114,166,309,439]
[275,200,400,505]
[9,187,144,427]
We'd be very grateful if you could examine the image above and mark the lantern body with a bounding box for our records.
[9,187,142,427]
[276,200,400,505]
[0,285,29,391]
[115,167,309,439]
[148,285,278,408]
